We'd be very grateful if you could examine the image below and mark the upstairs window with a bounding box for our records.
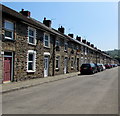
[85,47,87,55]
[27,50,36,72]
[4,20,14,40]
[83,46,85,52]
[44,33,50,48]
[64,42,68,51]
[56,40,60,51]
[56,40,60,46]
[28,27,36,45]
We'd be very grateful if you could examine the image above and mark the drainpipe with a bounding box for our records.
[52,35,56,76]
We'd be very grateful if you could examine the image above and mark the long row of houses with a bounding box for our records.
[0,4,118,83]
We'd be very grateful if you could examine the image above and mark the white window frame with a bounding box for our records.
[28,27,36,45]
[4,20,14,40]
[44,33,50,48]
[55,56,60,70]
[64,42,68,51]
[27,50,36,73]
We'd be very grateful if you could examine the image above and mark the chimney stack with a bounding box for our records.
[87,41,90,46]
[43,17,51,27]
[68,34,74,38]
[91,44,94,48]
[58,26,65,34]
[82,39,86,44]
[20,9,31,17]
[76,36,81,42]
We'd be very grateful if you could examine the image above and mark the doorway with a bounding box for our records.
[44,56,49,77]
[64,57,68,74]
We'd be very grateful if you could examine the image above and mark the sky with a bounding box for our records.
[1,2,118,51]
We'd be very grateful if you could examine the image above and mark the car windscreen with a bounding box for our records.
[81,64,90,68]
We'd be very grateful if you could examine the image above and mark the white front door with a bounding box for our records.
[64,57,67,74]
[44,57,49,77]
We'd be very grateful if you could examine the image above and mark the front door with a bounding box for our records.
[44,57,49,77]
[64,57,67,74]
[4,57,12,82]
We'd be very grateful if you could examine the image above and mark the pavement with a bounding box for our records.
[2,72,80,94]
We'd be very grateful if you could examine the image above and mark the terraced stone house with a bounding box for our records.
[1,4,118,83]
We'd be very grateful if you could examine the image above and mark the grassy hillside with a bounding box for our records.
[105,49,120,58]
[105,49,120,63]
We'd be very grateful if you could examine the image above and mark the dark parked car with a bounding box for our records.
[94,63,103,72]
[80,63,97,74]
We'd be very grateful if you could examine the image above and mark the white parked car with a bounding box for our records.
[101,64,106,70]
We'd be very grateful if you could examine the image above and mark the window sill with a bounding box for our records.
[28,43,36,46]
[55,68,59,71]
[44,46,50,49]
[64,50,68,53]
[27,70,35,73]
[3,38,15,42]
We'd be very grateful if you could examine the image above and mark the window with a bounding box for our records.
[85,47,87,55]
[83,46,85,52]
[4,20,14,40]
[71,57,74,68]
[81,46,83,53]
[56,40,59,46]
[76,46,79,50]
[56,40,60,51]
[27,50,36,72]
[87,48,89,53]
[64,42,68,51]
[56,56,60,69]
[28,27,36,45]
[44,33,50,48]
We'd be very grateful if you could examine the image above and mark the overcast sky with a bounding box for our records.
[2,2,118,51]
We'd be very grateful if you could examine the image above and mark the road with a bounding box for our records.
[3,67,118,114]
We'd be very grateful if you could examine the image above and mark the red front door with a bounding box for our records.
[4,57,12,82]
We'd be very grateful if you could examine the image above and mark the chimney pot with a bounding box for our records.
[44,17,46,20]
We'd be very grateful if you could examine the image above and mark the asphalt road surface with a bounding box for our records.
[3,67,118,114]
